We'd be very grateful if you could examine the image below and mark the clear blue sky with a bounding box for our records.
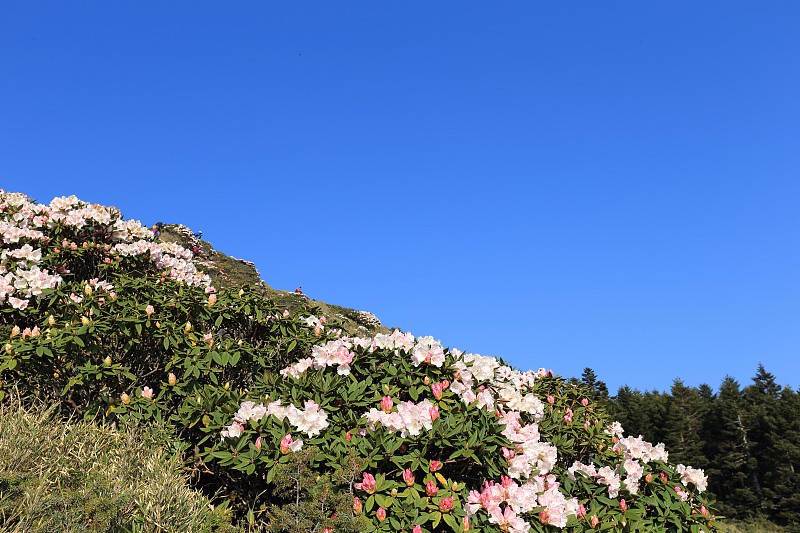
[2,2,798,394]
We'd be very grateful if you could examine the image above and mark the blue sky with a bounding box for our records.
[2,2,798,394]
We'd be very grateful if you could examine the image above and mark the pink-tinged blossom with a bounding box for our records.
[255,436,262,451]
[280,434,303,453]
[590,515,600,527]
[311,339,355,375]
[145,305,154,315]
[426,479,439,496]
[8,296,28,309]
[235,401,268,423]
[402,469,415,486]
[619,499,627,512]
[429,405,440,422]
[221,421,244,439]
[285,400,329,437]
[362,399,436,437]
[353,497,362,514]
[623,459,644,494]
[410,335,445,367]
[568,461,598,480]
[440,496,454,512]
[280,357,313,379]
[676,464,708,492]
[412,525,422,533]
[613,435,668,463]
[597,466,622,498]
[380,395,393,413]
[376,507,386,522]
[430,460,442,472]
[431,381,445,399]
[605,421,624,438]
[537,484,579,528]
[487,505,529,533]
[141,386,154,399]
[354,473,377,494]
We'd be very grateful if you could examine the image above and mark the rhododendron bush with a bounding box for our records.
[0,190,719,532]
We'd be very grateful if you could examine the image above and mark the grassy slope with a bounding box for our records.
[158,224,389,337]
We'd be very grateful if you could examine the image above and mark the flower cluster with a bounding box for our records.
[676,464,709,492]
[466,475,579,530]
[221,399,329,440]
[274,321,717,530]
[0,189,211,311]
[362,398,438,438]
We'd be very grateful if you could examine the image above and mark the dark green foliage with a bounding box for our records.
[607,366,800,530]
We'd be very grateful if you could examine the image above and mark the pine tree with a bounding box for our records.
[762,385,800,525]
[662,379,708,468]
[580,367,609,407]
[743,364,783,519]
[704,376,759,518]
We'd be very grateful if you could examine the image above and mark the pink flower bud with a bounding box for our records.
[376,507,386,522]
[581,398,589,406]
[429,460,442,472]
[590,515,600,528]
[145,305,154,316]
[355,472,377,494]
[255,436,262,451]
[141,386,154,399]
[432,382,444,400]
[619,499,627,512]
[429,405,440,422]
[280,434,295,454]
[547,395,555,404]
[426,479,439,496]
[578,504,587,518]
[403,469,415,487]
[413,525,423,533]
[440,496,454,512]
[380,396,393,413]
[353,497,362,515]
[346,431,352,441]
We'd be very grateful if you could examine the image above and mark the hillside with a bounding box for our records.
[0,189,719,532]
[157,223,388,337]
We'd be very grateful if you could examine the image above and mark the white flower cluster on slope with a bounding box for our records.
[220,399,329,440]
[363,398,438,438]
[273,323,711,529]
[0,189,211,310]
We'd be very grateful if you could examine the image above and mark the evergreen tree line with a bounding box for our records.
[574,365,800,528]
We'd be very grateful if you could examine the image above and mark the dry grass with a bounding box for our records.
[0,398,240,532]
[718,516,792,533]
